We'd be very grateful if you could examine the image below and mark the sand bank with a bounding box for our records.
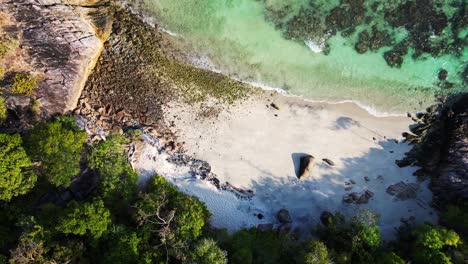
[135,91,437,241]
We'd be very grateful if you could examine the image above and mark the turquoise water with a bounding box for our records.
[128,0,467,115]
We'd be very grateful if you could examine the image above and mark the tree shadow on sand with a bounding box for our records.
[247,138,437,241]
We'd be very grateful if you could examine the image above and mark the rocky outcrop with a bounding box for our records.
[343,190,374,204]
[1,0,113,116]
[386,181,419,201]
[397,93,468,204]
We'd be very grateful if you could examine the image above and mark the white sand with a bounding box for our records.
[135,92,437,241]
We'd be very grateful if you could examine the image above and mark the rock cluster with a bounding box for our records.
[343,190,374,204]
[386,181,419,201]
[396,93,468,204]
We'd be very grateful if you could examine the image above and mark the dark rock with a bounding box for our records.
[343,189,374,204]
[386,181,419,200]
[350,180,356,185]
[399,93,467,203]
[257,213,264,220]
[270,102,280,110]
[322,158,335,166]
[438,69,448,81]
[277,209,292,224]
[297,155,315,179]
[320,211,333,226]
[364,176,370,182]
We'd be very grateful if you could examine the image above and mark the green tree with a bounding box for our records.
[374,252,405,264]
[190,238,227,264]
[99,226,141,264]
[304,241,330,264]
[25,117,86,187]
[135,176,210,259]
[0,133,37,201]
[413,224,460,264]
[56,199,111,239]
[88,135,137,206]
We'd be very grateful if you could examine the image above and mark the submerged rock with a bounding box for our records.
[298,155,315,179]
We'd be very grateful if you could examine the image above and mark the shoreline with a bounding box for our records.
[134,89,438,241]
[168,38,429,119]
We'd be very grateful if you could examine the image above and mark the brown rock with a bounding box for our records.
[297,155,315,179]
[322,158,335,166]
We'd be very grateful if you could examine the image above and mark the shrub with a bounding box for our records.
[190,238,227,264]
[0,133,37,201]
[25,117,86,187]
[413,224,460,264]
[0,97,7,123]
[304,241,330,264]
[0,65,4,80]
[31,100,41,116]
[11,73,37,96]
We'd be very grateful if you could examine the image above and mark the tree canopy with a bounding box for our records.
[56,199,111,239]
[25,117,86,187]
[0,133,37,201]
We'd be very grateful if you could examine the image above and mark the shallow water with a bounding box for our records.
[129,0,467,114]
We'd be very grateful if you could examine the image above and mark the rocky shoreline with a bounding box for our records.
[397,93,468,206]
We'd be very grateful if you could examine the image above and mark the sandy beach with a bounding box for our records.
[135,91,437,241]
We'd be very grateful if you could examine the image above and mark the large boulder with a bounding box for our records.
[297,155,315,179]
[276,209,292,224]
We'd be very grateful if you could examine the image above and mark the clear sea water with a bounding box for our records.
[129,0,467,115]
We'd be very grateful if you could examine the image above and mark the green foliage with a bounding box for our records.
[31,100,41,116]
[442,204,468,230]
[25,117,86,187]
[0,133,37,201]
[56,199,111,239]
[374,252,406,264]
[227,228,301,264]
[0,38,18,59]
[11,73,37,96]
[304,241,330,264]
[89,135,137,206]
[99,225,141,264]
[317,211,381,263]
[190,238,227,264]
[0,97,7,123]
[413,224,460,264]
[135,176,210,260]
[0,65,4,80]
